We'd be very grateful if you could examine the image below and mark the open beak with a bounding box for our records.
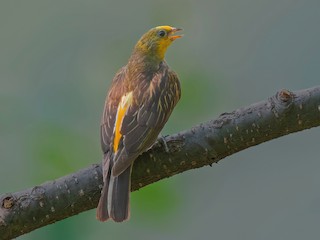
[169,27,183,41]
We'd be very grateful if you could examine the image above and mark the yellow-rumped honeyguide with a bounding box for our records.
[97,26,183,222]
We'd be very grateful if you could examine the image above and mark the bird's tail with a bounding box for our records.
[96,181,110,221]
[108,165,132,222]
[96,155,111,222]
[96,161,132,222]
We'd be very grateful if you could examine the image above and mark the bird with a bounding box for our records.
[96,25,182,222]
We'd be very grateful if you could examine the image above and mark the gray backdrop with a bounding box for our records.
[1,0,320,239]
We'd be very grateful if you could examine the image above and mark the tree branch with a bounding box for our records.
[1,86,320,239]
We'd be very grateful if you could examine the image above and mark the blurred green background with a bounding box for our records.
[1,0,320,239]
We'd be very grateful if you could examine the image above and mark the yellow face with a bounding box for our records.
[136,25,183,60]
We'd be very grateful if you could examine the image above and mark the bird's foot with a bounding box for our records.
[158,135,169,153]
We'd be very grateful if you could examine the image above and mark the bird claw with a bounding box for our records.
[158,135,169,153]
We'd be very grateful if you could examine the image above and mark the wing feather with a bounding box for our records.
[112,66,181,176]
[100,67,127,155]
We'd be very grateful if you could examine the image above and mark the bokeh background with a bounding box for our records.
[1,0,320,239]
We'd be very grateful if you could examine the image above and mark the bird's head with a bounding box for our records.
[134,26,183,61]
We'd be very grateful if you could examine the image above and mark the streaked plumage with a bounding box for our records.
[97,26,182,222]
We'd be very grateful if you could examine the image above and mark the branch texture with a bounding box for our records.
[1,86,320,239]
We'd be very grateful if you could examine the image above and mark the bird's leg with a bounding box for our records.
[158,134,170,153]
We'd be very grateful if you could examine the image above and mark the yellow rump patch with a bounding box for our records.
[113,92,133,152]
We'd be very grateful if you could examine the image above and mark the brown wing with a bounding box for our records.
[100,67,128,178]
[112,65,181,176]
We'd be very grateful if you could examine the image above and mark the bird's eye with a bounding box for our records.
[157,30,167,37]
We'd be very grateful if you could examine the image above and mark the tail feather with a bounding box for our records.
[108,166,132,222]
[96,183,110,221]
[96,155,111,222]
[96,156,132,222]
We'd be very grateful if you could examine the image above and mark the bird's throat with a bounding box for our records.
[128,49,163,72]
